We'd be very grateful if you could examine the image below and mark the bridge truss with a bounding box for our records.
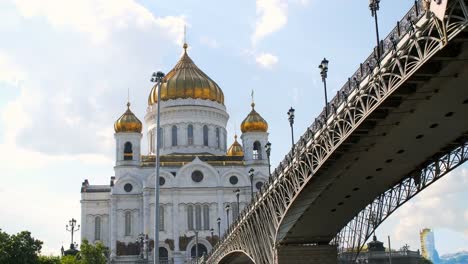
[206,0,468,263]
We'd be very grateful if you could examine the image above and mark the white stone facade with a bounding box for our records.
[81,97,269,264]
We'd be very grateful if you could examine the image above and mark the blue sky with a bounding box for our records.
[0,0,467,256]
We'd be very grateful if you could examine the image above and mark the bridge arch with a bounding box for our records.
[218,250,255,264]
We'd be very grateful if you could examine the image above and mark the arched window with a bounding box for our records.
[149,130,154,153]
[195,204,202,230]
[124,142,133,160]
[171,126,178,146]
[203,205,210,230]
[125,211,131,236]
[203,125,209,146]
[159,205,164,231]
[191,244,208,258]
[158,127,164,147]
[187,125,194,145]
[187,205,194,230]
[253,141,262,160]
[216,128,220,148]
[231,202,239,221]
[94,216,101,241]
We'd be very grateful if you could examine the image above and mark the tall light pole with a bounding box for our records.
[194,230,199,264]
[265,142,272,177]
[287,107,295,147]
[150,71,165,264]
[225,204,231,227]
[216,217,221,238]
[319,58,329,117]
[234,189,240,216]
[65,218,80,250]
[369,0,381,63]
[248,168,255,199]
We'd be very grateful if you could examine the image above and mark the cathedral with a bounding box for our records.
[80,43,270,263]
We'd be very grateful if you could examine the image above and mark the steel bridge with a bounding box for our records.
[205,0,468,263]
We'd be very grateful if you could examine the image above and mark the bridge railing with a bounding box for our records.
[209,0,427,258]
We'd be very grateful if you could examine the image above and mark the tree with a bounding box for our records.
[60,255,80,264]
[38,255,61,264]
[78,240,107,264]
[420,258,433,264]
[0,229,43,264]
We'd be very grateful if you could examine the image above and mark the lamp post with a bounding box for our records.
[248,168,255,199]
[369,0,381,62]
[225,204,231,227]
[136,233,148,259]
[150,71,165,264]
[210,228,214,241]
[265,142,272,177]
[318,58,329,117]
[234,189,240,216]
[287,107,295,147]
[194,230,199,264]
[65,218,80,250]
[216,217,221,238]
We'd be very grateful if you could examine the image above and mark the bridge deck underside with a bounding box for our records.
[280,39,468,245]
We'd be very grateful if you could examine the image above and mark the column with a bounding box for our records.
[110,197,117,258]
[276,245,338,264]
[143,192,150,235]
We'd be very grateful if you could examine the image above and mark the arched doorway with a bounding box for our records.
[159,247,169,263]
[190,243,208,258]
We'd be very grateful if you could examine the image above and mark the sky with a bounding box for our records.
[0,0,467,256]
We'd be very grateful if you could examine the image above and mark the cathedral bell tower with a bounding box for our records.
[240,102,269,165]
[114,102,142,166]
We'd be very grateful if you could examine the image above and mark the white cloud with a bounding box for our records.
[0,53,25,86]
[252,0,288,44]
[12,0,185,45]
[255,52,279,69]
[200,36,220,49]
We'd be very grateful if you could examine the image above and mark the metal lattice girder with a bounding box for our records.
[335,136,468,262]
[206,0,468,263]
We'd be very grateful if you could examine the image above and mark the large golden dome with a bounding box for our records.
[114,102,142,133]
[148,44,224,105]
[240,103,268,133]
[227,135,244,156]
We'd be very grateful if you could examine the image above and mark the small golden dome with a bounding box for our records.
[114,102,142,133]
[148,44,224,105]
[240,103,268,133]
[227,135,244,156]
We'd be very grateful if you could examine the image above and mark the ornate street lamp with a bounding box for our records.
[319,58,329,117]
[234,189,240,216]
[265,141,272,177]
[369,0,381,62]
[150,71,165,264]
[225,204,231,227]
[287,107,295,147]
[248,168,255,199]
[210,228,214,241]
[216,217,221,238]
[65,218,80,250]
[136,233,148,259]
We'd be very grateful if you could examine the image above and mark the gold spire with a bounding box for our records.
[240,101,268,133]
[227,135,244,156]
[114,102,142,133]
[148,43,224,105]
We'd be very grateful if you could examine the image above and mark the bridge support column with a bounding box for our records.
[276,245,337,264]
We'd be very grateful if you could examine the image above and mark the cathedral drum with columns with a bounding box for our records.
[80,44,270,263]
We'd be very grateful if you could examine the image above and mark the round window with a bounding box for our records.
[124,183,133,192]
[255,181,264,191]
[229,176,238,185]
[191,170,204,183]
[159,177,166,186]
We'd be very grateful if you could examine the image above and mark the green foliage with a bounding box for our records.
[38,255,61,264]
[419,258,433,264]
[60,255,80,264]
[0,229,43,264]
[78,240,107,264]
